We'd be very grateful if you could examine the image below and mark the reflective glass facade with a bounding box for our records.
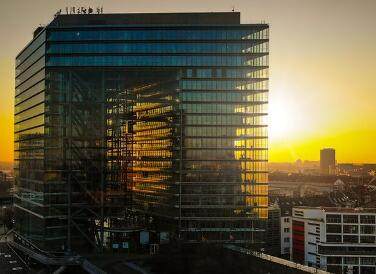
[14,30,46,247]
[15,13,269,252]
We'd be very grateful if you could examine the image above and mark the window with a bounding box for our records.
[360,225,375,234]
[327,224,341,233]
[284,218,290,223]
[327,234,341,243]
[361,257,376,265]
[343,225,358,234]
[284,237,290,243]
[343,235,358,243]
[343,215,358,223]
[326,214,341,223]
[327,266,342,273]
[360,236,375,244]
[284,228,290,233]
[361,266,375,274]
[327,257,342,264]
[344,257,359,264]
[47,55,249,67]
[197,69,211,78]
[360,215,376,224]
[48,29,257,42]
[216,68,222,78]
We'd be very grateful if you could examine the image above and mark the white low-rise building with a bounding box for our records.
[292,207,376,274]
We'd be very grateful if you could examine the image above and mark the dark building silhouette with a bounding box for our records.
[14,12,269,255]
[320,148,336,175]
[265,205,281,256]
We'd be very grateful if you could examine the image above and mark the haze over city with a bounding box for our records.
[1,0,375,164]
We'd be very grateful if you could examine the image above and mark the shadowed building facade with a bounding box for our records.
[14,12,269,253]
[320,148,336,175]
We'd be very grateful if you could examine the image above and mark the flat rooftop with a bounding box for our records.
[295,206,376,214]
[49,12,242,27]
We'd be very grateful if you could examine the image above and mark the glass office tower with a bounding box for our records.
[14,12,268,252]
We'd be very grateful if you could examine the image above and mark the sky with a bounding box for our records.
[0,0,375,163]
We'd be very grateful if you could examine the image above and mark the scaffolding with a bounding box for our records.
[104,86,137,247]
[56,70,176,256]
[63,71,137,254]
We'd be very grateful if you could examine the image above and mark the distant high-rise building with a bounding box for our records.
[320,148,336,175]
[14,12,269,255]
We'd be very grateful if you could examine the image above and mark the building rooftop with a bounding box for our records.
[295,206,376,214]
[49,12,243,27]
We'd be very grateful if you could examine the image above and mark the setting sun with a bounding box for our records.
[268,87,297,141]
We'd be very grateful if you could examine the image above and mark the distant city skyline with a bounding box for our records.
[1,0,376,163]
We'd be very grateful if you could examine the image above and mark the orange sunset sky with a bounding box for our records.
[0,0,375,163]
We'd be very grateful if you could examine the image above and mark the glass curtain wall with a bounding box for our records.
[15,23,269,250]
[14,30,46,248]
[178,27,268,243]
